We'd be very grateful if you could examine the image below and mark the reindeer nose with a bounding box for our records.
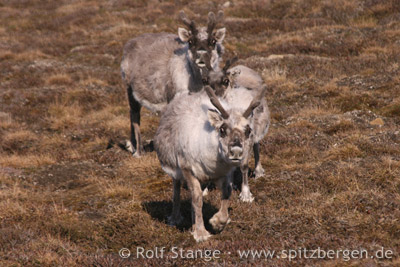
[196,50,211,68]
[229,137,243,159]
[231,137,242,148]
[229,146,243,159]
[196,52,207,67]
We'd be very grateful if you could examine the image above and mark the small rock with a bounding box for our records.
[222,1,230,8]
[370,118,384,126]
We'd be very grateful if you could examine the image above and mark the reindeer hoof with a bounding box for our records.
[192,229,212,242]
[132,151,141,158]
[209,215,230,232]
[125,140,142,157]
[254,166,265,179]
[239,191,254,203]
[125,140,134,154]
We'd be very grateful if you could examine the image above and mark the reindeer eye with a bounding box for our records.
[223,79,229,86]
[209,39,217,46]
[245,125,252,138]
[219,126,226,138]
[188,39,193,45]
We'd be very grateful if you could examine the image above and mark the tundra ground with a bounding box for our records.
[0,0,399,266]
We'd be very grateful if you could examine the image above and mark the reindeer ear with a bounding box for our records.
[178,28,191,42]
[227,68,241,82]
[207,109,224,128]
[214,28,226,43]
[230,69,241,78]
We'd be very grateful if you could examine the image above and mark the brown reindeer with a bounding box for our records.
[121,11,225,157]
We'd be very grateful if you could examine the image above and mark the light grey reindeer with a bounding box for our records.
[228,65,270,178]
[204,59,270,202]
[154,85,265,242]
[121,11,226,157]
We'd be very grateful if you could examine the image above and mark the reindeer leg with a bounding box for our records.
[209,172,232,232]
[167,178,183,226]
[253,142,265,178]
[182,169,211,242]
[127,85,142,157]
[239,161,254,203]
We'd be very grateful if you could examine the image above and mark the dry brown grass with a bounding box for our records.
[0,0,399,265]
[326,143,363,160]
[0,49,49,62]
[45,73,74,86]
[3,130,38,143]
[48,103,83,130]
[0,154,56,168]
[79,77,109,87]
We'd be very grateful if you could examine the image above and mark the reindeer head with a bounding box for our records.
[178,11,225,70]
[202,57,241,96]
[204,85,265,165]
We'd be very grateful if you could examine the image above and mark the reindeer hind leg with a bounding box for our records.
[253,142,265,178]
[127,84,142,157]
[168,178,184,226]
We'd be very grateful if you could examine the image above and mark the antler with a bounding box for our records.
[222,57,238,73]
[179,10,192,27]
[179,10,198,36]
[216,10,224,24]
[204,85,229,119]
[243,85,267,118]
[207,10,224,39]
[207,12,216,37]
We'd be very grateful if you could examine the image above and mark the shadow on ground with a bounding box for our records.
[142,200,220,233]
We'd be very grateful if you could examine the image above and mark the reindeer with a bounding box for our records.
[203,58,271,202]
[154,84,265,242]
[120,11,226,157]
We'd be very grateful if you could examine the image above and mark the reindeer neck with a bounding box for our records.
[187,60,204,92]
